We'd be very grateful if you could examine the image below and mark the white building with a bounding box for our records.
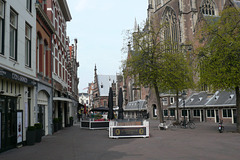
[79,93,89,109]
[0,0,37,151]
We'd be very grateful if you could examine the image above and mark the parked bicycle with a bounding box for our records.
[180,120,196,129]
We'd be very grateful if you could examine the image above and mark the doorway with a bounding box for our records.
[215,110,219,123]
[0,96,17,152]
[38,105,45,135]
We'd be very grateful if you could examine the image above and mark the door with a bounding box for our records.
[201,110,204,122]
[38,105,45,135]
[233,109,237,123]
[215,110,219,123]
[0,96,17,152]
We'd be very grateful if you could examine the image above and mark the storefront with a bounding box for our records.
[0,68,36,152]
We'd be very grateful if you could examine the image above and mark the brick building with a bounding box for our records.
[36,0,55,136]
[145,0,239,121]
[92,65,123,110]
[124,0,240,121]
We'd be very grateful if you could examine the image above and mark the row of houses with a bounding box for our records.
[0,0,79,152]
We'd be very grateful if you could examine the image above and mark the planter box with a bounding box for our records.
[26,130,36,145]
[109,120,149,138]
[35,129,42,143]
[53,123,58,132]
[80,119,109,129]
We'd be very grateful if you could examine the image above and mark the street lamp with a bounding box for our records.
[182,90,187,128]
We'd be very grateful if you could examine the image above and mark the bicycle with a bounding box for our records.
[180,120,195,129]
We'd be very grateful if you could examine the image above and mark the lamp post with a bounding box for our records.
[182,91,187,128]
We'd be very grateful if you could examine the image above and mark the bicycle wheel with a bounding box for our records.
[189,122,195,129]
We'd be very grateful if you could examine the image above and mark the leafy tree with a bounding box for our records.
[197,7,240,132]
[124,18,193,123]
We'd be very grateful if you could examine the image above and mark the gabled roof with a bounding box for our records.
[97,75,116,96]
[185,92,210,107]
[170,90,236,108]
[125,100,147,111]
[206,91,236,107]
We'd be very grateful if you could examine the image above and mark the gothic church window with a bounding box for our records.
[201,0,216,16]
[162,7,178,45]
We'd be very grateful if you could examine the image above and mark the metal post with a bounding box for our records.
[182,91,187,128]
[183,99,186,128]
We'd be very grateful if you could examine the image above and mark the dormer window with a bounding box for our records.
[190,98,194,102]
[215,95,219,100]
[229,94,234,99]
[199,97,203,101]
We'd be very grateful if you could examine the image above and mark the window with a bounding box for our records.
[104,101,107,107]
[37,36,41,73]
[170,97,174,104]
[162,97,168,105]
[163,7,178,48]
[194,110,200,117]
[153,105,157,117]
[207,109,215,117]
[44,42,47,76]
[10,9,17,60]
[0,0,4,55]
[25,23,31,67]
[201,0,215,16]
[170,109,175,117]
[182,110,187,117]
[164,110,168,116]
[223,109,232,118]
[26,0,32,12]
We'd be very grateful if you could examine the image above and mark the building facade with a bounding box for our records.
[36,0,55,136]
[0,0,79,152]
[0,0,37,152]
[92,65,123,110]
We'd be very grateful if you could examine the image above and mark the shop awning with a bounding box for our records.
[53,97,72,102]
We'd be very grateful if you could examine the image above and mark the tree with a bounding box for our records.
[124,18,193,123]
[197,7,240,132]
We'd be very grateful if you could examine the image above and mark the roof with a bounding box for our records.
[78,93,88,97]
[125,100,147,111]
[97,75,116,96]
[206,91,236,107]
[170,90,236,109]
[233,0,240,8]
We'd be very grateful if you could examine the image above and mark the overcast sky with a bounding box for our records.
[66,0,148,93]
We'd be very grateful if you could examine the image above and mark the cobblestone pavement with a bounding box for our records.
[0,120,240,160]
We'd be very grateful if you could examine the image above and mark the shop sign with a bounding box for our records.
[0,68,36,86]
